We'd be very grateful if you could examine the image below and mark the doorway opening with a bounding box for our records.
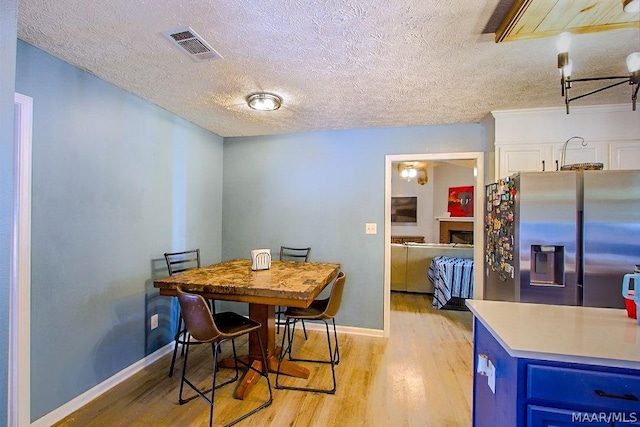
[383,152,484,336]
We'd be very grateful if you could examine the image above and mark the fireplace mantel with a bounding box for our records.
[435,216,474,222]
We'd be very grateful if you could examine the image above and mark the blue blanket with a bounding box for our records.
[428,256,474,309]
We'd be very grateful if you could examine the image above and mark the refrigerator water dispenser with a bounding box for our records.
[530,245,565,286]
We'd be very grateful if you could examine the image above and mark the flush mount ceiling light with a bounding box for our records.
[556,31,640,114]
[246,93,282,111]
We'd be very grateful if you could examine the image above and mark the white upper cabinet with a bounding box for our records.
[492,105,640,180]
[497,144,554,178]
[497,141,608,178]
[609,142,640,170]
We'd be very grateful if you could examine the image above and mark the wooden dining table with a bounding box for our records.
[153,258,341,399]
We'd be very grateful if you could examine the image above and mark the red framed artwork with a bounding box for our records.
[448,186,474,217]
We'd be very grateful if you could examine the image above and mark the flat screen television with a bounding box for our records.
[391,196,417,224]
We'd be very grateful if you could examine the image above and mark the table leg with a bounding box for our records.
[249,303,276,359]
[220,303,310,400]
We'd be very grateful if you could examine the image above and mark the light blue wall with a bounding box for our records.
[16,40,224,421]
[0,1,17,424]
[222,126,488,329]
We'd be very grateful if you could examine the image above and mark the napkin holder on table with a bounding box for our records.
[251,249,271,271]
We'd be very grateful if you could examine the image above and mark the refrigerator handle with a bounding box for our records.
[542,160,545,171]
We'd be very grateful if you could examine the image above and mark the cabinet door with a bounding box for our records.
[527,364,640,413]
[554,141,608,170]
[528,406,611,427]
[609,142,640,170]
[497,145,554,178]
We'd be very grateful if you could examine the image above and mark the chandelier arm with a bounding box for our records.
[633,83,639,111]
[566,79,630,104]
[568,76,629,83]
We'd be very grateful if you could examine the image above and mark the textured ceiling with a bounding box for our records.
[17,0,640,137]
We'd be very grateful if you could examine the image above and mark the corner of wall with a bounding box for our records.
[480,113,496,153]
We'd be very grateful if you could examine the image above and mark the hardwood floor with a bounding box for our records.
[54,293,473,426]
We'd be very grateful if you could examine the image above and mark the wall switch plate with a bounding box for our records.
[365,223,377,234]
[150,313,159,330]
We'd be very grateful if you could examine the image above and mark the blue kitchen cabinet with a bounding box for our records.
[528,406,610,426]
[472,318,640,427]
[473,317,524,426]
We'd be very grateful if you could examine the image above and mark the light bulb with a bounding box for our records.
[562,59,573,78]
[400,169,409,178]
[408,168,417,178]
[247,93,282,111]
[626,52,640,73]
[556,32,572,53]
[623,0,640,13]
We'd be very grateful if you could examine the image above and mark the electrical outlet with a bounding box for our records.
[365,223,377,234]
[150,313,159,330]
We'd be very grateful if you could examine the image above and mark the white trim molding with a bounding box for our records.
[492,103,640,146]
[302,322,384,338]
[491,103,632,119]
[10,93,32,427]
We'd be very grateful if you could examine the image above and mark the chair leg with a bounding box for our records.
[286,319,298,360]
[323,321,337,393]
[301,319,308,340]
[169,314,187,377]
[209,343,219,427]
[226,332,273,427]
[178,338,192,404]
[178,333,272,427]
[331,318,340,364]
[276,306,282,334]
[275,318,338,394]
[275,319,293,388]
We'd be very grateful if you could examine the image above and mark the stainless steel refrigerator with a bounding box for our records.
[484,170,640,308]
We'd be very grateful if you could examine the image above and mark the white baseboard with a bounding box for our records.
[30,343,174,427]
[302,321,384,338]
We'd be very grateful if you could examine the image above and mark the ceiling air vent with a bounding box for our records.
[162,26,222,62]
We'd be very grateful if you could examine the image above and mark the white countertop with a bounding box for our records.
[466,300,640,370]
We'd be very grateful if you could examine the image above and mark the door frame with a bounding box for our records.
[11,92,32,427]
[384,152,484,336]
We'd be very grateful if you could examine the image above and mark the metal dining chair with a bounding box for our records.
[164,249,201,377]
[276,271,346,394]
[277,246,311,338]
[176,286,273,427]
